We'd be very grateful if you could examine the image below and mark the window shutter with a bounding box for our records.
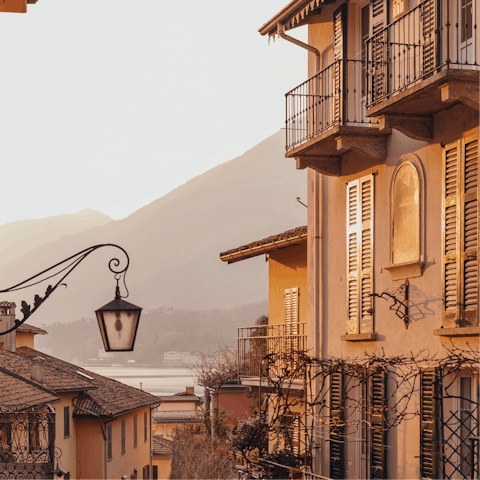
[285,288,299,365]
[462,135,478,326]
[443,135,479,327]
[422,0,439,74]
[333,4,347,123]
[347,175,374,334]
[420,368,440,479]
[292,416,300,455]
[330,372,345,480]
[370,370,386,479]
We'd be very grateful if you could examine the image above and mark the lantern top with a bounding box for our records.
[95,296,142,313]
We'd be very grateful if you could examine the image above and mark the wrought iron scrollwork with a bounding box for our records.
[0,244,130,336]
[368,280,409,329]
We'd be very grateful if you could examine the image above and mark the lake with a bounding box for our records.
[85,366,202,397]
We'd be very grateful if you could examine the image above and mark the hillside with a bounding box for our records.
[0,130,306,326]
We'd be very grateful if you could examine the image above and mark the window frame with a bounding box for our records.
[389,154,425,269]
[144,411,148,442]
[63,406,70,439]
[134,414,138,448]
[107,424,112,461]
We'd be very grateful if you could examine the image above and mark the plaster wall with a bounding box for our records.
[153,455,172,479]
[268,243,307,325]
[15,332,34,349]
[308,103,479,479]
[217,390,254,421]
[75,417,104,479]
[54,393,77,479]
[158,401,196,412]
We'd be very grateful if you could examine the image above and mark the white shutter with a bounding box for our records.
[347,175,375,334]
[285,288,300,361]
[333,4,347,124]
[370,0,389,102]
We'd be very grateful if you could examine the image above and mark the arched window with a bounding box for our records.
[387,155,425,279]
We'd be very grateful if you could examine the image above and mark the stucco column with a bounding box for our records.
[0,303,16,353]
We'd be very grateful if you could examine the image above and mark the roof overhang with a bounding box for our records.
[259,0,332,39]
[220,227,307,264]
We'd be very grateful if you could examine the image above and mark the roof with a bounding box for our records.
[0,349,96,393]
[0,366,59,409]
[259,0,326,38]
[152,436,173,456]
[17,323,48,335]
[220,226,307,264]
[15,347,160,417]
[156,394,201,403]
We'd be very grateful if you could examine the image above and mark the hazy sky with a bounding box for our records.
[0,0,307,225]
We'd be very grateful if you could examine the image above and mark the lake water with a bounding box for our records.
[85,366,202,397]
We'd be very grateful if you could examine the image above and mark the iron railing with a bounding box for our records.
[366,0,479,108]
[286,59,377,151]
[238,323,307,378]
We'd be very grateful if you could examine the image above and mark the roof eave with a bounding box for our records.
[258,0,306,35]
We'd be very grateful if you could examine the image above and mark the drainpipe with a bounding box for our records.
[277,22,321,73]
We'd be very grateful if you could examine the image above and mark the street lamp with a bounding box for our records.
[0,244,143,352]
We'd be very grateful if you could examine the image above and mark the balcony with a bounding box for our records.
[285,59,390,176]
[152,410,200,423]
[366,0,479,140]
[237,323,307,385]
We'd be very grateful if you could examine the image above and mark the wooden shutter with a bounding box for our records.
[333,4,347,123]
[292,416,300,455]
[370,370,386,479]
[370,0,388,102]
[330,372,345,480]
[442,134,479,328]
[420,368,440,479]
[347,175,374,334]
[285,288,299,365]
[422,0,439,74]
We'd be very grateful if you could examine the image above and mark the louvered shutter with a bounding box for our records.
[330,372,344,480]
[292,416,300,455]
[285,288,299,365]
[333,4,347,123]
[422,0,439,74]
[420,368,440,479]
[442,135,479,328]
[347,175,374,334]
[370,0,388,102]
[370,370,386,479]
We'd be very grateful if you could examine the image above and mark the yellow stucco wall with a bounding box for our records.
[268,243,307,325]
[153,455,172,479]
[54,393,77,479]
[158,401,197,412]
[15,332,35,349]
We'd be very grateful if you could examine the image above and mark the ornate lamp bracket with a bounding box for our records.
[368,279,409,329]
[0,244,130,336]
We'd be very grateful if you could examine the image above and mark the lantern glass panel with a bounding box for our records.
[97,309,139,351]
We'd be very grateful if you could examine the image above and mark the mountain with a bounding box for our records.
[0,209,113,269]
[0,131,307,325]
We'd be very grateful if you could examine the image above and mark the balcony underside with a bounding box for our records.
[367,69,479,141]
[286,125,391,176]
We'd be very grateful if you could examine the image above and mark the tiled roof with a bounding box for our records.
[0,349,96,393]
[152,436,173,456]
[16,348,160,417]
[156,394,201,403]
[0,366,59,409]
[220,226,307,264]
[17,323,48,335]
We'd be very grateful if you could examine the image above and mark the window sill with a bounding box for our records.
[384,261,425,280]
[340,333,378,342]
[433,326,479,337]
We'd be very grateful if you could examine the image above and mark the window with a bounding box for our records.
[330,372,344,480]
[121,419,126,454]
[369,370,386,479]
[442,135,479,328]
[107,424,112,460]
[390,155,425,269]
[153,465,158,480]
[134,414,138,447]
[346,174,374,335]
[63,406,70,438]
[144,411,148,442]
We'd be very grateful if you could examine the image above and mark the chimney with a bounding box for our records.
[31,357,46,384]
[186,386,194,395]
[0,302,16,353]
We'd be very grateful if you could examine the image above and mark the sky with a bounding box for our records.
[0,0,307,225]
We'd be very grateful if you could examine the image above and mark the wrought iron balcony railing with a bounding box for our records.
[286,59,377,151]
[237,323,307,378]
[366,0,479,108]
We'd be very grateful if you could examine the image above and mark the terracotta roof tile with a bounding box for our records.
[152,436,173,455]
[0,349,96,393]
[220,226,307,263]
[17,323,48,335]
[17,348,160,417]
[0,367,59,409]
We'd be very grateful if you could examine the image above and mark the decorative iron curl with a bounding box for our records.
[0,244,130,336]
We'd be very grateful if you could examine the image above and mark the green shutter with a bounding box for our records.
[420,368,439,479]
[370,370,386,479]
[330,372,345,480]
